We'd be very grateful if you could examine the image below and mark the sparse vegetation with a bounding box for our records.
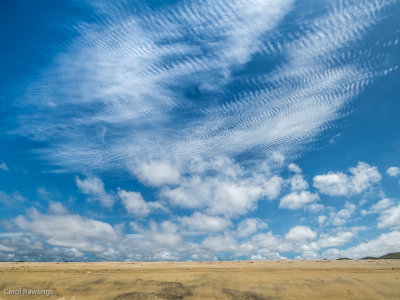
[1,260,400,299]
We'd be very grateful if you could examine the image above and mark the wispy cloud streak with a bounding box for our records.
[16,0,398,173]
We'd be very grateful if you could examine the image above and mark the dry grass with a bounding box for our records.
[1,260,400,299]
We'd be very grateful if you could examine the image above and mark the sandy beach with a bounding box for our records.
[0,260,399,299]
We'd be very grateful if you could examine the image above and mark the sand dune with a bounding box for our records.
[1,260,399,299]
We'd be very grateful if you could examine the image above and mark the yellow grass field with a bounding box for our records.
[1,260,400,299]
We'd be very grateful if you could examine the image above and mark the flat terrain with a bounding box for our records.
[1,260,400,299]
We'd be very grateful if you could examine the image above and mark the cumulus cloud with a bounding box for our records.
[48,202,68,214]
[386,166,400,177]
[318,215,327,225]
[323,231,400,259]
[306,203,324,213]
[14,209,118,253]
[285,226,317,242]
[0,191,26,205]
[313,162,381,196]
[202,235,239,253]
[0,233,85,262]
[180,213,232,232]
[76,176,104,194]
[290,174,308,191]
[132,161,181,187]
[288,163,302,173]
[314,172,349,196]
[199,230,294,259]
[366,198,394,214]
[161,157,283,217]
[116,221,358,261]
[236,218,267,238]
[377,203,400,229]
[350,163,382,193]
[328,202,357,226]
[76,176,114,207]
[247,232,292,255]
[37,187,52,200]
[206,179,279,216]
[118,189,164,217]
[288,230,355,259]
[279,191,319,210]
[0,163,9,171]
[0,204,368,261]
[131,220,183,249]
[317,232,353,248]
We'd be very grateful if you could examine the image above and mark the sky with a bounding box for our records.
[0,0,399,262]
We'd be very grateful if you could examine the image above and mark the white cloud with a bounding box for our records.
[150,221,183,248]
[324,231,400,259]
[15,0,395,186]
[118,189,164,217]
[201,235,239,253]
[328,202,357,226]
[48,202,68,214]
[0,191,26,205]
[279,191,319,210]
[207,181,270,216]
[313,162,381,196]
[37,187,51,200]
[249,253,287,260]
[0,163,9,171]
[180,213,232,232]
[76,176,114,207]
[133,161,180,187]
[285,226,317,242]
[0,233,85,262]
[318,215,327,225]
[368,198,394,214]
[290,174,308,191]
[161,178,203,209]
[271,152,285,164]
[287,231,354,259]
[162,158,283,217]
[2,203,385,261]
[288,163,302,173]
[14,209,118,252]
[263,176,284,199]
[248,232,292,253]
[307,203,324,213]
[350,163,382,193]
[76,176,105,194]
[317,232,353,248]
[131,221,183,249]
[313,172,349,196]
[377,203,400,229]
[387,166,400,177]
[236,218,267,238]
[349,226,368,234]
[153,251,180,261]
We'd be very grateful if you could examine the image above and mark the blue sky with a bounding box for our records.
[0,0,400,261]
